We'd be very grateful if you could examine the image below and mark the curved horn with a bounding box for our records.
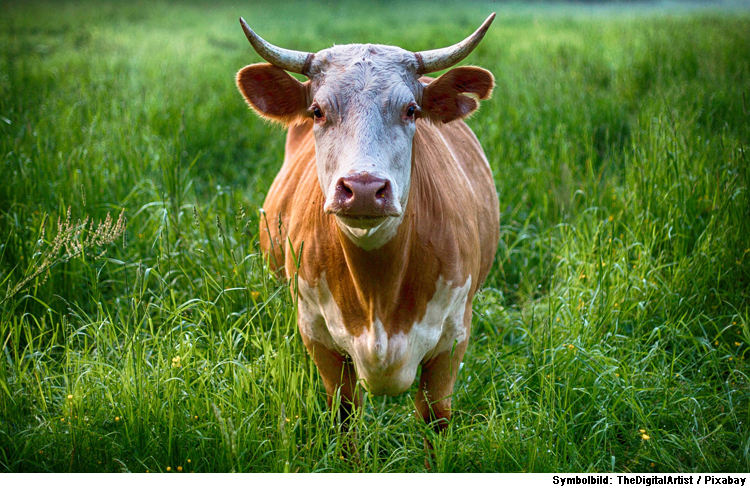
[414,13,495,74]
[239,17,314,75]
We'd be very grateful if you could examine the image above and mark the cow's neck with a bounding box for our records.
[335,212,416,326]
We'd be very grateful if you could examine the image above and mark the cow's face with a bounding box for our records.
[307,46,421,233]
[236,19,494,248]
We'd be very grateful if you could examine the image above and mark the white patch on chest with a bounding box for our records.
[297,273,472,396]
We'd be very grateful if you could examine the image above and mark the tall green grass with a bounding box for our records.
[1,0,749,472]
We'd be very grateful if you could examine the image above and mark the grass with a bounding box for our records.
[1,0,749,472]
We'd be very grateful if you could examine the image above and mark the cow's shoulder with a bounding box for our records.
[411,119,499,292]
[261,121,318,273]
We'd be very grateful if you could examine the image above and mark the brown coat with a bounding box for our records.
[260,116,498,425]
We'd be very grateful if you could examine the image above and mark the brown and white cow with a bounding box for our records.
[236,14,500,440]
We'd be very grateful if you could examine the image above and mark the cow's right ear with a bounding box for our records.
[236,63,310,125]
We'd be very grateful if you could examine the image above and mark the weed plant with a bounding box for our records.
[1,0,749,472]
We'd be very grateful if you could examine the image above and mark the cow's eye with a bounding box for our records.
[406,106,416,118]
[311,104,325,121]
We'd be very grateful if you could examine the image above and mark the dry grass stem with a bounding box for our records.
[3,206,126,302]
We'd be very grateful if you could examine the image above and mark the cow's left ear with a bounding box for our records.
[236,63,310,125]
[421,66,494,124]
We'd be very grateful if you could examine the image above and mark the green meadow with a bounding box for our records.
[1,0,749,472]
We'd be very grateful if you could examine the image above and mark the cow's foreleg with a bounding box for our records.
[300,335,362,426]
[416,336,469,467]
[301,336,362,462]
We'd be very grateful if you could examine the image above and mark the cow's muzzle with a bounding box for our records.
[324,173,402,221]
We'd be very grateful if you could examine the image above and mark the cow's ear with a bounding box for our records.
[236,63,310,125]
[421,66,494,124]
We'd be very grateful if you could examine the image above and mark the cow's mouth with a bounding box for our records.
[325,201,402,226]
[335,213,395,229]
[339,214,389,221]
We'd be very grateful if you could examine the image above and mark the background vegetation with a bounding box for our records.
[1,0,749,472]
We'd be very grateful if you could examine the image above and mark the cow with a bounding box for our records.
[236,14,500,451]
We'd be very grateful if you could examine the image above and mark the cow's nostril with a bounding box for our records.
[337,179,354,197]
[376,186,387,199]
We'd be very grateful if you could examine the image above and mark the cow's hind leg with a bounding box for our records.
[416,337,469,469]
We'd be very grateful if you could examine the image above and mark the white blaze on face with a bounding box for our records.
[309,45,423,248]
[297,274,472,396]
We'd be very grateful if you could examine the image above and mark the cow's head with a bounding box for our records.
[237,15,495,249]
